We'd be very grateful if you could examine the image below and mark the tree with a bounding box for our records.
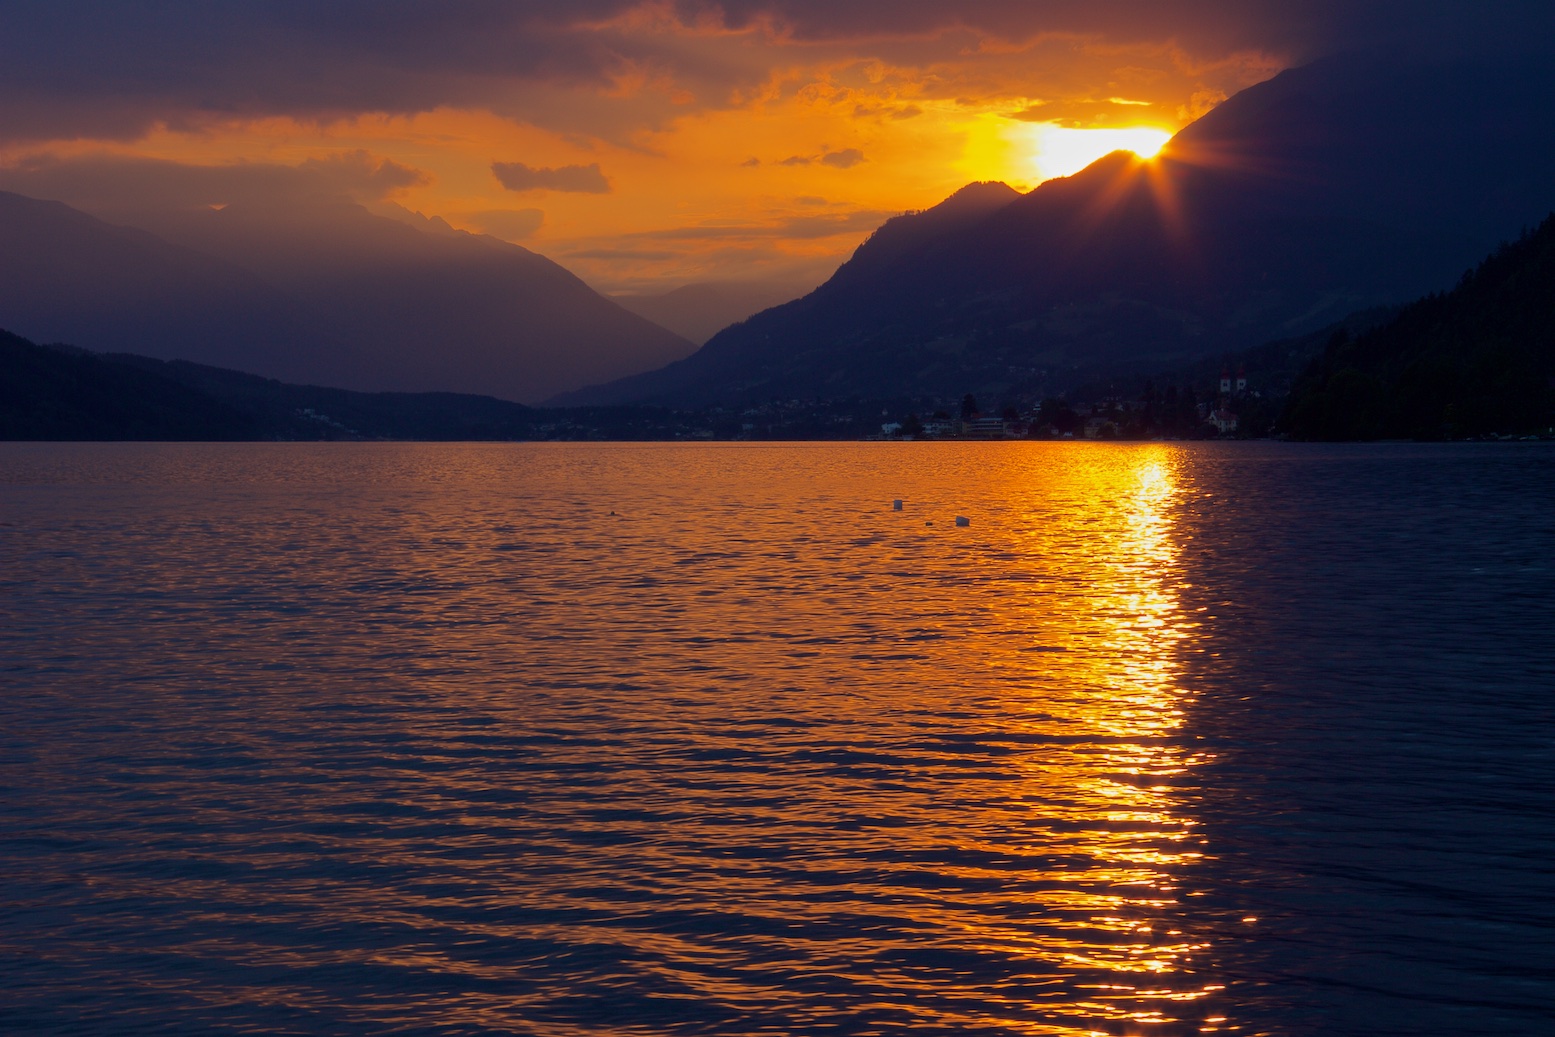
[1037,397,1079,433]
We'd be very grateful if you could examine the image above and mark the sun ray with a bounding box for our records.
[1026,124,1173,181]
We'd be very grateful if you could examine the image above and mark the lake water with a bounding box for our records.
[1,441,1551,1036]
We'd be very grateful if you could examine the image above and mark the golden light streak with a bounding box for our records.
[1024,124,1174,181]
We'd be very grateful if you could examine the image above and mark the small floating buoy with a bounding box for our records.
[892,499,903,511]
[955,516,970,527]
[925,521,934,526]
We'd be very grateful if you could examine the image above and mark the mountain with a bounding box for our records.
[0,192,319,384]
[612,280,816,345]
[0,328,542,440]
[0,191,696,404]
[558,54,1555,407]
[1282,212,1555,439]
[1,329,259,440]
[551,181,1022,405]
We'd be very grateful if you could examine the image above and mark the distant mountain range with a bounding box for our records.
[0,191,695,404]
[612,281,814,345]
[558,53,1555,407]
[1282,212,1555,439]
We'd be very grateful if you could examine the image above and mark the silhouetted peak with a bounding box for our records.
[1077,150,1145,174]
[935,180,1021,214]
[841,180,1019,274]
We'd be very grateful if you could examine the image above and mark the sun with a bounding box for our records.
[1025,124,1174,182]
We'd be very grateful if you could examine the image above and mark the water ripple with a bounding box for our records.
[2,442,1551,1036]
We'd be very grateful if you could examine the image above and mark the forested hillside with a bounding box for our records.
[1283,214,1555,439]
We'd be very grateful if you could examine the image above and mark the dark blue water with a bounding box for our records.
[1,442,1550,1035]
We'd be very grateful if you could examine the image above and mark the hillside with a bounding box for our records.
[1,331,258,440]
[0,192,696,404]
[0,330,538,440]
[1282,214,1555,439]
[559,53,1555,407]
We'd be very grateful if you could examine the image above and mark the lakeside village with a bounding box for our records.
[873,367,1260,442]
[524,366,1275,442]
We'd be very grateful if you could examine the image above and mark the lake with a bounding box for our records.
[1,441,1551,1036]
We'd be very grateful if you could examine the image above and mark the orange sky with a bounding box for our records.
[0,5,1288,294]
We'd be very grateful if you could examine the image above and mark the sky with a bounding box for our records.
[2,2,1551,294]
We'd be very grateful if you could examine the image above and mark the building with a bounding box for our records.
[922,418,955,437]
[967,416,1007,438]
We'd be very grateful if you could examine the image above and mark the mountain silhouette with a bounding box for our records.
[558,53,1555,407]
[0,192,695,404]
[1,328,543,440]
[0,191,322,383]
[1282,211,1555,439]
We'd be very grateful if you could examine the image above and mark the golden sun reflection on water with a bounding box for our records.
[990,447,1213,1032]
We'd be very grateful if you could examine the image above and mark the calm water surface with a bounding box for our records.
[1,442,1550,1036]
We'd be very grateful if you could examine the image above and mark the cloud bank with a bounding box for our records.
[2,2,1550,142]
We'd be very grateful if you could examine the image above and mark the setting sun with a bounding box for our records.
[1026,124,1174,181]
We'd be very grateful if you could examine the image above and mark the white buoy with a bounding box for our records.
[892,499,903,511]
[955,516,970,527]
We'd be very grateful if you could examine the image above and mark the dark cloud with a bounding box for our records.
[492,161,611,193]
[2,3,1551,142]
[820,148,865,169]
[774,149,865,169]
[688,1,1555,57]
[0,1,639,141]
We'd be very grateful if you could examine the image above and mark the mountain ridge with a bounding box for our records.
[1282,211,1555,439]
[0,190,696,404]
[558,52,1555,407]
[0,328,542,440]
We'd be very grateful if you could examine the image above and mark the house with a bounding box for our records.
[922,418,955,437]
